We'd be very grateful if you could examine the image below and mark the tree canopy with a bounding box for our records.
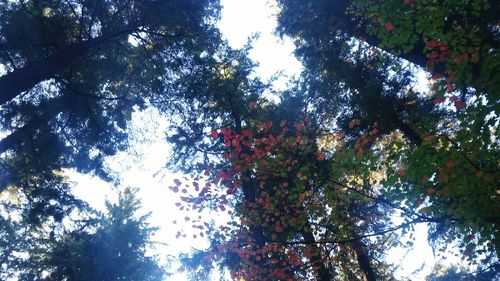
[0,0,498,280]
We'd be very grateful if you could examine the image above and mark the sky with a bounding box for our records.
[70,0,462,280]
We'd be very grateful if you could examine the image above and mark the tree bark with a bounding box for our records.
[0,28,136,106]
[351,239,377,281]
[0,119,40,155]
[301,225,334,281]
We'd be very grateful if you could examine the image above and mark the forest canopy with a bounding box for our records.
[0,0,498,280]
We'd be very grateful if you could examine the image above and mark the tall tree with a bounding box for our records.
[0,0,222,192]
[166,44,399,280]
[0,175,89,280]
[274,0,499,264]
[6,187,164,281]
[275,0,499,98]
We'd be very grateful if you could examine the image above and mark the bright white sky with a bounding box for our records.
[70,0,462,280]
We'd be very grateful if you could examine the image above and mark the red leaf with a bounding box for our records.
[453,52,469,64]
[384,22,394,32]
[242,140,252,147]
[266,120,273,129]
[242,129,252,137]
[249,102,257,110]
[299,193,306,202]
[454,101,466,110]
[432,97,443,105]
[232,139,240,147]
[316,152,326,161]
[211,130,218,139]
[295,123,304,132]
[274,225,284,233]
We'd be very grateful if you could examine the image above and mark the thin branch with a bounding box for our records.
[327,178,458,224]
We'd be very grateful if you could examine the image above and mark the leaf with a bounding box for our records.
[274,225,284,233]
[454,101,466,110]
[384,22,394,32]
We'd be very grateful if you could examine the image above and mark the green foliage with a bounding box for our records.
[426,263,499,281]
[274,0,499,269]
[5,187,165,281]
[0,0,498,280]
[0,0,222,191]
[349,0,500,98]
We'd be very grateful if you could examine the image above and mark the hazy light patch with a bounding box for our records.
[218,0,302,89]
[386,223,434,279]
[69,171,116,211]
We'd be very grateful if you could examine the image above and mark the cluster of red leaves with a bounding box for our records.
[425,40,461,96]
[172,115,333,279]
[426,41,469,110]
[431,93,466,110]
[426,40,451,71]
[209,240,305,281]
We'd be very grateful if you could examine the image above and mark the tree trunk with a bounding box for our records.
[301,226,334,281]
[351,239,377,281]
[0,28,136,106]
[0,119,40,155]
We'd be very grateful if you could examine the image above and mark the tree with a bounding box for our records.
[9,187,164,281]
[169,1,498,279]
[1,1,497,280]
[0,175,89,280]
[274,0,499,263]
[426,263,499,281]
[0,0,221,192]
[347,0,499,98]
[165,44,401,280]
[275,0,499,98]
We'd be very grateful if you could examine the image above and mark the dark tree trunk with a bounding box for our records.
[351,239,377,281]
[0,120,39,155]
[301,225,334,281]
[0,28,136,106]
